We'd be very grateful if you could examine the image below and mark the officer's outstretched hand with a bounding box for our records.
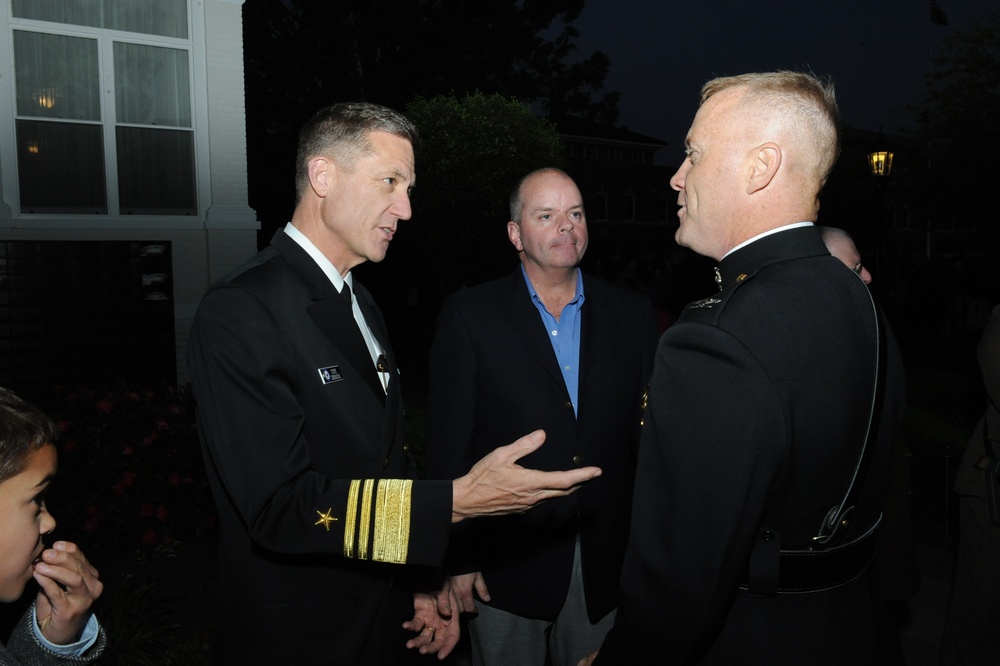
[451,430,601,522]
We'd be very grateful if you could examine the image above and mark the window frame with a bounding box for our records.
[0,0,210,228]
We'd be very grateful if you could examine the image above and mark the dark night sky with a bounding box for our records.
[573,0,992,165]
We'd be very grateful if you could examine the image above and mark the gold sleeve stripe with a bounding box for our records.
[358,479,375,561]
[372,479,412,564]
[344,479,361,559]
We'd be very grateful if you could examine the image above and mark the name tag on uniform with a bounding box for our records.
[318,366,343,384]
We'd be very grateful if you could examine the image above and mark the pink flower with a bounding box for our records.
[168,473,182,486]
[57,419,70,433]
[125,390,141,403]
[122,471,137,487]
[141,528,158,546]
[95,399,113,415]
[122,445,133,456]
[156,505,169,523]
[62,439,78,454]
[169,403,182,415]
[155,418,170,431]
[82,517,100,533]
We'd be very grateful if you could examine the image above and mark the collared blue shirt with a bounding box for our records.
[521,265,585,416]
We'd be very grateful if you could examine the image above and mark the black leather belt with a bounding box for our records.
[740,518,879,596]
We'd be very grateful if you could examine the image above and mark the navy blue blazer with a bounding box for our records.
[425,268,658,622]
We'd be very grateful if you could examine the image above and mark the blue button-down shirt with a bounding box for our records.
[521,265,585,416]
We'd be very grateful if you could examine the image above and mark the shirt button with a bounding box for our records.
[564,401,573,410]
[382,457,390,469]
[572,455,583,466]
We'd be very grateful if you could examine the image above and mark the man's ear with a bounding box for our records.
[309,157,334,198]
[746,143,780,194]
[507,220,523,251]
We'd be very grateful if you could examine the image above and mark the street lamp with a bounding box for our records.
[867,133,894,282]
[867,150,894,178]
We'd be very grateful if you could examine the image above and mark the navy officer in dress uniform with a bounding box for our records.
[188,102,601,665]
[582,71,906,665]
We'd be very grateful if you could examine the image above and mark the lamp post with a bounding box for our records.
[867,150,894,178]
[867,136,894,282]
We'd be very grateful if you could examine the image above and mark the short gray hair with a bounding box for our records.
[294,103,419,204]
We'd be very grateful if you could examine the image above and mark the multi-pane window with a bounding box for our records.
[10,0,195,216]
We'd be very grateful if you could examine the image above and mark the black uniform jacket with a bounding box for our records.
[596,226,906,665]
[425,269,658,622]
[189,230,452,664]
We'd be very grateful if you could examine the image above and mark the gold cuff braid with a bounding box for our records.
[344,478,412,564]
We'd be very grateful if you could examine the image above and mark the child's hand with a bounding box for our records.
[32,541,103,645]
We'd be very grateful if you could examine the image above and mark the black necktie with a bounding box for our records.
[332,281,386,403]
[339,282,363,337]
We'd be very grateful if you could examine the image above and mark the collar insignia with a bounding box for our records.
[689,297,722,309]
[639,386,649,426]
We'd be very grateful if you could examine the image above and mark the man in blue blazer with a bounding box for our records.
[188,105,601,665]
[426,168,658,665]
[585,71,906,665]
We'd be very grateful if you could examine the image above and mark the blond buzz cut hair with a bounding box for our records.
[701,71,841,187]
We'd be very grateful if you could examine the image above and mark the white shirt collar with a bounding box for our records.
[722,221,814,260]
[283,222,353,292]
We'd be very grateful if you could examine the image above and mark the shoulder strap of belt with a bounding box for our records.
[811,286,887,548]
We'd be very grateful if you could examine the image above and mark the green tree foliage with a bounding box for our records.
[916,11,1000,225]
[242,0,618,237]
[405,92,566,291]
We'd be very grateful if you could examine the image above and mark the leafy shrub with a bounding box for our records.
[44,383,216,559]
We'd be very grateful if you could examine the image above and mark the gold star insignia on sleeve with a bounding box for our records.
[315,508,338,531]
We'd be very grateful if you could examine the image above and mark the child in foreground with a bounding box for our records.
[0,386,105,664]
